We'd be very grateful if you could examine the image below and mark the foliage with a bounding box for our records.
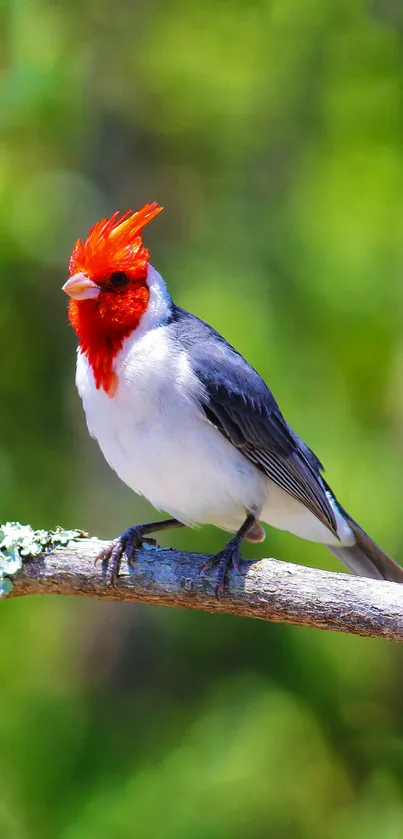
[1,0,403,836]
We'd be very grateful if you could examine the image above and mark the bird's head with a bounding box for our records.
[63,202,162,396]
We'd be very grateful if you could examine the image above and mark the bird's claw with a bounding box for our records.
[199,537,245,598]
[95,526,157,586]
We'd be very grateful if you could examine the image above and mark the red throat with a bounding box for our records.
[66,203,162,396]
[68,283,150,396]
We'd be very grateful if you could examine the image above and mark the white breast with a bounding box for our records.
[76,267,268,531]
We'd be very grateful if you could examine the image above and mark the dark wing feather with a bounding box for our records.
[173,305,337,536]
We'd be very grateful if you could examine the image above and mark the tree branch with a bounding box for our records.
[5,535,403,640]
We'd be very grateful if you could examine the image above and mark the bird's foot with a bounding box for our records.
[95,518,184,585]
[95,526,157,586]
[199,535,245,598]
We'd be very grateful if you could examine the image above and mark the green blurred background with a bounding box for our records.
[2,0,403,836]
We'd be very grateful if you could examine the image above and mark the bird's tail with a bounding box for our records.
[327,512,403,583]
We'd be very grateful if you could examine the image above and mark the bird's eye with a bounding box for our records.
[109,271,129,289]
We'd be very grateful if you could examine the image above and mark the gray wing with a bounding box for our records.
[173,305,338,536]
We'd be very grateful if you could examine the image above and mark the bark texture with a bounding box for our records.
[6,537,403,640]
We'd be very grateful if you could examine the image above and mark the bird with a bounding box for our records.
[62,202,403,595]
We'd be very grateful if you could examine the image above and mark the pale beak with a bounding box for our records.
[62,273,100,301]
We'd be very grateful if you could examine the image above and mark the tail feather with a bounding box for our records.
[327,514,403,583]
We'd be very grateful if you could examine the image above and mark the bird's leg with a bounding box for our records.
[199,513,256,598]
[96,518,185,586]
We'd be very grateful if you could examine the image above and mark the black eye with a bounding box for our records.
[109,271,129,289]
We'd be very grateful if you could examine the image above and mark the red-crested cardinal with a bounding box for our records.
[63,203,403,594]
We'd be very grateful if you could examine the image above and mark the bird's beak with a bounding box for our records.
[62,273,100,301]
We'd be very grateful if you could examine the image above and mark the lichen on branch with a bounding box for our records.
[0,522,87,595]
